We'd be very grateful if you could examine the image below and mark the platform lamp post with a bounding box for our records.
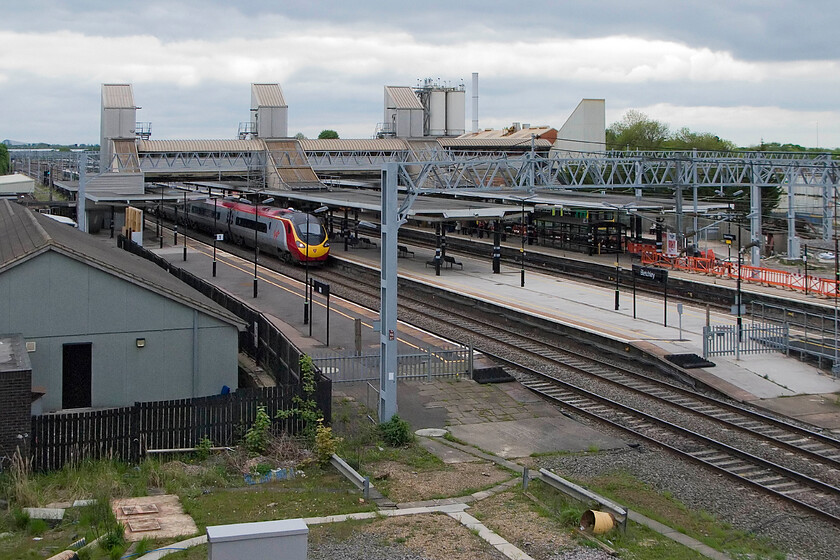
[304,205,330,328]
[736,232,760,347]
[512,195,535,287]
[182,193,208,262]
[158,186,164,249]
[212,196,218,277]
[243,195,274,298]
[182,191,188,261]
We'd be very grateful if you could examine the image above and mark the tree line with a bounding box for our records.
[606,109,839,155]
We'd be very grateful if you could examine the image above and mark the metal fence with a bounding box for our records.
[703,323,789,359]
[312,345,472,384]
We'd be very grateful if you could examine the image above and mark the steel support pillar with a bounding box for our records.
[379,163,399,423]
[750,167,762,266]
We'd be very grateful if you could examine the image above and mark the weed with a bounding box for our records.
[196,436,213,460]
[379,415,413,447]
[276,355,322,443]
[244,406,272,455]
[11,508,30,530]
[27,518,48,536]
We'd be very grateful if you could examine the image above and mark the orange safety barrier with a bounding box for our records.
[640,252,840,298]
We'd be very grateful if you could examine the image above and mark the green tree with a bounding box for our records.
[294,132,307,140]
[606,110,669,151]
[0,144,9,175]
[317,129,339,139]
[666,127,736,151]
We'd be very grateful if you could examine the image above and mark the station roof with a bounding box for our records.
[271,188,516,221]
[138,139,265,152]
[299,138,409,152]
[268,186,728,221]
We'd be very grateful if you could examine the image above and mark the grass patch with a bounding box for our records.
[528,471,786,559]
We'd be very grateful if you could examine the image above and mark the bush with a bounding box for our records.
[314,421,341,465]
[379,415,413,447]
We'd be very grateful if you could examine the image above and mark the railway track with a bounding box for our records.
[316,254,840,527]
[154,221,840,526]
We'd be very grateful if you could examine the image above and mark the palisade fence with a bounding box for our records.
[25,237,334,472]
[30,386,301,472]
[702,323,789,359]
[312,346,472,383]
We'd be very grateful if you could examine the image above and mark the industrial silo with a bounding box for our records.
[429,90,447,136]
[446,89,466,136]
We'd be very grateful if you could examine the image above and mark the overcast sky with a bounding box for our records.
[2,0,839,148]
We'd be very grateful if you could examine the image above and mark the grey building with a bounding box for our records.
[0,200,243,412]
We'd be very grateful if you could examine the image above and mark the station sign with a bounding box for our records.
[633,265,668,284]
[313,279,330,297]
[722,233,736,245]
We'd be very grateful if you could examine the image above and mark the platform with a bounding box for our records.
[143,227,840,439]
[330,234,840,434]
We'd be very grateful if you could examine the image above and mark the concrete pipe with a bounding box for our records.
[580,510,615,534]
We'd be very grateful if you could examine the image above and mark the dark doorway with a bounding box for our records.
[62,343,92,409]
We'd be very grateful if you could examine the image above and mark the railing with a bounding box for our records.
[703,323,789,359]
[641,251,840,298]
[311,346,471,384]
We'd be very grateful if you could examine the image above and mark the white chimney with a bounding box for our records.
[471,72,479,134]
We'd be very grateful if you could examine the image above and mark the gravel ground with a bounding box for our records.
[538,445,840,560]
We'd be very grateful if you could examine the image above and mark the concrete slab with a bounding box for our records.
[448,416,626,459]
[112,495,197,542]
[22,508,64,523]
[753,393,840,432]
[417,436,482,464]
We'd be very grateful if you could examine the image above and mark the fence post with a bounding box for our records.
[131,404,141,463]
[468,343,474,378]
[702,326,708,358]
[427,347,432,382]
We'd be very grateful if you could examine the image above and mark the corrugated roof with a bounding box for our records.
[0,200,243,329]
[458,127,555,140]
[138,139,266,153]
[385,86,423,110]
[252,83,287,107]
[437,138,553,148]
[102,84,135,109]
[300,138,409,151]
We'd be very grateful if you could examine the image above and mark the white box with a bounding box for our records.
[207,518,308,560]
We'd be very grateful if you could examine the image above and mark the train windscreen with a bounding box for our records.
[295,220,326,244]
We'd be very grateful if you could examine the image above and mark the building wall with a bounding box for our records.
[0,252,238,411]
[0,368,31,462]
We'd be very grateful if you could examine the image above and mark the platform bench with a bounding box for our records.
[443,255,463,269]
[398,245,415,258]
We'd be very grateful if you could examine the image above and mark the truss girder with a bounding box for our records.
[131,151,264,174]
